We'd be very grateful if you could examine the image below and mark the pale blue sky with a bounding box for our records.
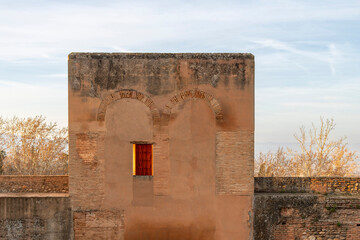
[1,0,359,153]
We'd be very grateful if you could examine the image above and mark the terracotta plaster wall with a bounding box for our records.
[68,53,254,240]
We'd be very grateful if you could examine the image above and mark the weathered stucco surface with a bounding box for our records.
[0,197,71,239]
[68,53,255,239]
[0,176,71,239]
[2,53,360,239]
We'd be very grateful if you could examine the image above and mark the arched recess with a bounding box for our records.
[164,88,223,121]
[97,89,160,123]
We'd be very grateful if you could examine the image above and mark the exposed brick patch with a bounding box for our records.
[164,88,223,121]
[73,209,124,240]
[273,220,350,240]
[347,224,360,240]
[76,132,98,168]
[70,131,105,210]
[97,89,160,123]
[215,130,254,195]
[152,131,170,196]
[0,176,68,193]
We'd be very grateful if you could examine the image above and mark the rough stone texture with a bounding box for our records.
[0,197,71,240]
[73,210,124,240]
[0,176,68,193]
[4,52,360,239]
[254,177,360,240]
[68,53,255,239]
[1,176,360,239]
[256,177,360,194]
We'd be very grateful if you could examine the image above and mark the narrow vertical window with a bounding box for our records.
[133,144,153,176]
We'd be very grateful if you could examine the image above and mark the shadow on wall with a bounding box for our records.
[124,219,216,240]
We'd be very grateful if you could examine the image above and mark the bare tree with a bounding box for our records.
[255,118,358,177]
[0,117,6,174]
[0,151,5,174]
[0,116,68,175]
[255,148,291,177]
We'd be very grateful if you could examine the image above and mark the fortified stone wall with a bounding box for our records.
[68,53,255,240]
[0,176,71,240]
[0,197,71,240]
[0,177,360,239]
[255,177,360,194]
[254,177,360,240]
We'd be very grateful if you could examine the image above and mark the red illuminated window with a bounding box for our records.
[133,144,153,176]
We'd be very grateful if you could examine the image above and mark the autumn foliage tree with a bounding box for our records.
[255,118,358,177]
[0,116,68,175]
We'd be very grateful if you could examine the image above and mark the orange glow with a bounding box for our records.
[133,143,153,176]
[133,144,136,175]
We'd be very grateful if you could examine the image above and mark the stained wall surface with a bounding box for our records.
[0,197,71,240]
[68,53,255,240]
[254,177,360,240]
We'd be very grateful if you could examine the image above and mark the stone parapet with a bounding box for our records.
[0,175,68,193]
[255,177,360,194]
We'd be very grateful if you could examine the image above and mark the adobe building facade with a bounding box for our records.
[1,53,360,239]
[68,53,255,239]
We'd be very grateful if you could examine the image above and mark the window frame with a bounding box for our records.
[132,142,153,176]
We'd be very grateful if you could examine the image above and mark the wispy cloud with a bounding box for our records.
[252,39,342,76]
[256,78,360,151]
[0,0,359,152]
[0,0,359,61]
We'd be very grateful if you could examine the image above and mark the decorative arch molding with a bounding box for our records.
[165,88,223,121]
[97,89,160,122]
